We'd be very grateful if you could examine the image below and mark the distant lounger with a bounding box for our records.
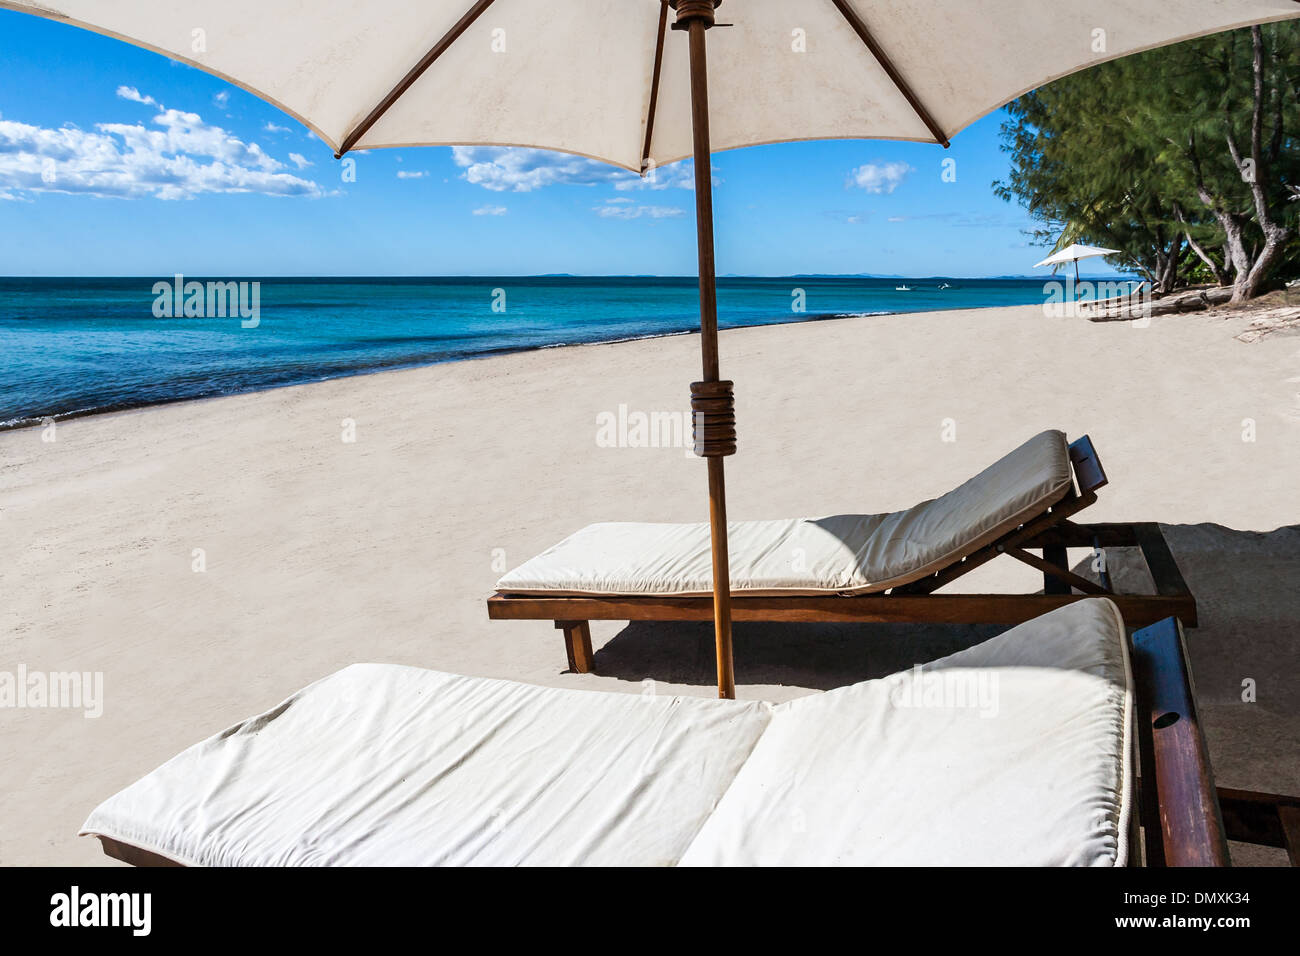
[488,430,1197,674]
[82,602,1264,866]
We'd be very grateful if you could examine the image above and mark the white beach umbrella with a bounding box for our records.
[7,0,1298,698]
[1035,243,1123,283]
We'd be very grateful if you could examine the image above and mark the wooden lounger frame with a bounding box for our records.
[94,614,1289,868]
[1129,617,1300,866]
[488,435,1198,672]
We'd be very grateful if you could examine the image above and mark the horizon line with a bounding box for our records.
[0,272,1138,280]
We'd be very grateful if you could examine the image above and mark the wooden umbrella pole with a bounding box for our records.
[674,0,735,699]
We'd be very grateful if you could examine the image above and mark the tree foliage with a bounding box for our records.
[996,23,1299,300]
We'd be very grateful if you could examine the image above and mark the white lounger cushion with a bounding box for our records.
[82,600,1130,867]
[679,598,1133,866]
[81,670,771,866]
[496,429,1074,596]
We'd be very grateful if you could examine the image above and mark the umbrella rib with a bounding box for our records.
[640,1,670,175]
[828,0,950,148]
[334,0,497,158]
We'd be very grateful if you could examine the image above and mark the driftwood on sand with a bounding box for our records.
[1083,284,1300,336]
[1081,285,1234,322]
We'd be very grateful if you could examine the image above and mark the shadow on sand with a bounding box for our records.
[593,618,1004,691]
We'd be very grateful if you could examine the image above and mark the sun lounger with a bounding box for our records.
[82,601,1237,867]
[488,430,1197,673]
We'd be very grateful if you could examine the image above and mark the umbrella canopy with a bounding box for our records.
[8,0,1298,699]
[4,0,1297,169]
[1034,244,1122,269]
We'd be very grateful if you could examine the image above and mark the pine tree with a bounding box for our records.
[997,23,1298,301]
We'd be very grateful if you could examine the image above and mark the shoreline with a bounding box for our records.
[0,305,902,431]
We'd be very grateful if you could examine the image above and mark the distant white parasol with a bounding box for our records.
[1034,243,1122,280]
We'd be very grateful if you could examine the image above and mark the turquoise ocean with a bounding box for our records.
[0,275,1055,427]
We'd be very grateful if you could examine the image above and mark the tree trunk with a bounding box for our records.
[1236,221,1290,300]
[1148,233,1185,295]
[1223,26,1294,302]
[1184,27,1294,304]
[1159,236,1183,293]
[1188,239,1230,287]
[1218,212,1254,300]
[1174,204,1230,286]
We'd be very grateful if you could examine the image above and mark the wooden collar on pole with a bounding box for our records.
[670,0,736,700]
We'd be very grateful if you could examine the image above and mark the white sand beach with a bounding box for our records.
[2,302,1298,866]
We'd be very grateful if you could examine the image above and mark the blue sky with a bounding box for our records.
[0,10,1073,278]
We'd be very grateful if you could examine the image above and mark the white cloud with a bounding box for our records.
[452,146,616,192]
[288,152,312,169]
[115,86,157,107]
[473,204,507,216]
[887,216,906,222]
[846,161,913,194]
[264,121,290,133]
[0,89,323,200]
[594,201,684,220]
[396,170,427,179]
[450,146,697,193]
[212,91,230,109]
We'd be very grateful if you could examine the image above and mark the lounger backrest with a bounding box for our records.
[908,429,1073,547]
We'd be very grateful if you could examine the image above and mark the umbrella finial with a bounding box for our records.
[670,0,720,30]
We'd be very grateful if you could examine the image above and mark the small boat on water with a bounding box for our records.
[895,284,912,292]
[938,282,952,289]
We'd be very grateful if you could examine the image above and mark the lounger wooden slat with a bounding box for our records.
[1282,807,1300,866]
[99,836,182,868]
[489,435,1199,672]
[1133,521,1195,601]
[487,587,1195,627]
[1130,617,1230,867]
[1000,545,1110,595]
[1216,787,1300,864]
